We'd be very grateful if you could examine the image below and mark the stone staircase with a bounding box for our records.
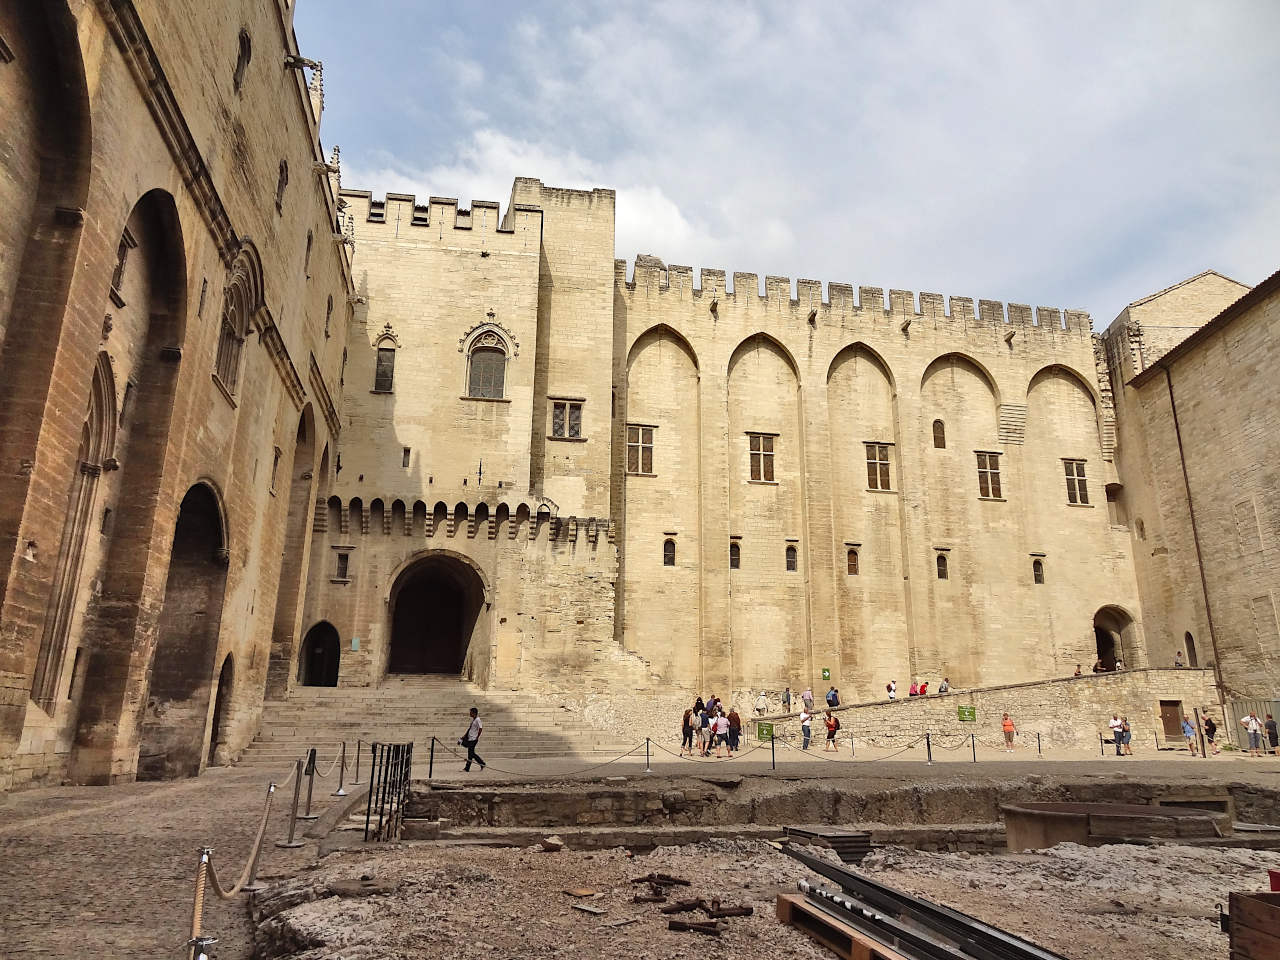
[239,675,635,767]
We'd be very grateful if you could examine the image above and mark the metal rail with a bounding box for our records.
[783,844,1068,960]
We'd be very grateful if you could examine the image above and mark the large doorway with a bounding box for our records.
[136,483,228,780]
[388,554,486,675]
[300,621,340,686]
[1093,605,1135,672]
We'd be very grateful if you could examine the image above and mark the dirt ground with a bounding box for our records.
[250,837,1280,960]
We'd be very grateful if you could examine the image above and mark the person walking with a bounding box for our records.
[1267,714,1279,755]
[909,680,919,697]
[1204,714,1219,755]
[1182,715,1199,756]
[800,706,813,750]
[1241,712,1263,757]
[680,708,695,757]
[1121,716,1132,755]
[886,679,897,700]
[460,707,485,772]
[1108,714,1124,756]
[782,687,792,712]
[727,707,742,753]
[699,706,712,756]
[938,677,950,694]
[754,692,768,715]
[802,688,814,711]
[826,686,838,708]
[1001,713,1017,752]
[1174,651,1185,668]
[824,710,839,752]
[918,681,928,696]
[712,711,730,758]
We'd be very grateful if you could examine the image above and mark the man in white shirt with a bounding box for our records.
[461,707,485,772]
[713,712,731,757]
[1241,711,1264,757]
[886,680,897,701]
[1108,714,1124,756]
[799,707,812,750]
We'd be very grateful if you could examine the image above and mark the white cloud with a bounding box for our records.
[317,0,1280,324]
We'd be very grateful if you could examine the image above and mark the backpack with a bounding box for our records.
[833,717,841,731]
[886,683,892,693]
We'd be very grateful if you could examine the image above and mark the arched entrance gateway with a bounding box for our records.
[300,621,340,686]
[387,552,489,677]
[1093,605,1136,671]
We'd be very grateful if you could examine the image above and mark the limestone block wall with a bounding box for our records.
[299,497,652,694]
[616,261,1145,705]
[1101,272,1251,673]
[2,0,349,787]
[1125,276,1280,696]
[763,668,1217,750]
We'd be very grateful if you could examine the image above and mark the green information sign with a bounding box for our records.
[957,705,976,722]
[757,721,775,741]
[821,667,831,681]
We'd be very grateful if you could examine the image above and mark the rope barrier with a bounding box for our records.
[310,744,345,779]
[651,740,771,764]
[777,735,926,764]
[206,781,277,900]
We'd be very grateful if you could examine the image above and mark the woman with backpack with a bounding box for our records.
[824,710,840,751]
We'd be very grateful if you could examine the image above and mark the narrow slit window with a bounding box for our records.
[626,425,654,474]
[749,433,775,481]
[552,400,583,439]
[335,552,349,579]
[848,548,859,575]
[865,443,891,490]
[663,539,676,566]
[729,542,741,569]
[977,452,1002,499]
[1032,559,1045,584]
[932,420,946,449]
[936,553,949,580]
[1064,459,1089,504]
[785,545,798,571]
[402,447,411,468]
[373,346,395,392]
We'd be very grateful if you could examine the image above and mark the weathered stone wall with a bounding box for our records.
[761,668,1217,749]
[2,0,348,788]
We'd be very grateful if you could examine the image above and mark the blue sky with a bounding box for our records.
[295,1,1280,326]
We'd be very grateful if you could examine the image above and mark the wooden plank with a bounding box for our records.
[1231,891,1280,939]
[776,893,909,960]
[1229,921,1280,960]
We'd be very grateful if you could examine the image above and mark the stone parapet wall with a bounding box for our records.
[758,668,1216,749]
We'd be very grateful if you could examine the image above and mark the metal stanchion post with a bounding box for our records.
[770,732,776,770]
[1099,733,1105,757]
[1037,732,1042,756]
[242,783,276,893]
[428,736,435,779]
[971,733,977,763]
[332,742,348,797]
[298,747,319,820]
[925,732,933,765]
[276,759,306,848]
[351,738,362,785]
[645,737,652,773]
[189,936,217,960]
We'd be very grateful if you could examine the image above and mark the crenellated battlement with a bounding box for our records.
[615,257,1092,335]
[339,188,543,237]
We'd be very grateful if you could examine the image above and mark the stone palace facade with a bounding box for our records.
[1,0,1276,788]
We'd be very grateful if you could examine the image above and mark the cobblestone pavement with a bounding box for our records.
[0,763,344,960]
[0,752,1276,959]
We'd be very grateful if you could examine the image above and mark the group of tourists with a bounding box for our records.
[680,696,743,758]
[885,678,951,699]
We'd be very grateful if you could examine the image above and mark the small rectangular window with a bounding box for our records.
[373,347,395,392]
[1064,460,1089,504]
[977,452,1002,499]
[749,433,775,482]
[865,443,891,490]
[626,425,655,475]
[335,553,349,579]
[402,447,411,468]
[552,400,583,439]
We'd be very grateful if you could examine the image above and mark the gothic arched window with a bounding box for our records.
[663,539,676,566]
[729,542,741,569]
[936,553,949,580]
[785,545,798,572]
[932,419,946,449]
[1032,559,1045,584]
[848,548,859,575]
[467,331,508,399]
[214,248,263,395]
